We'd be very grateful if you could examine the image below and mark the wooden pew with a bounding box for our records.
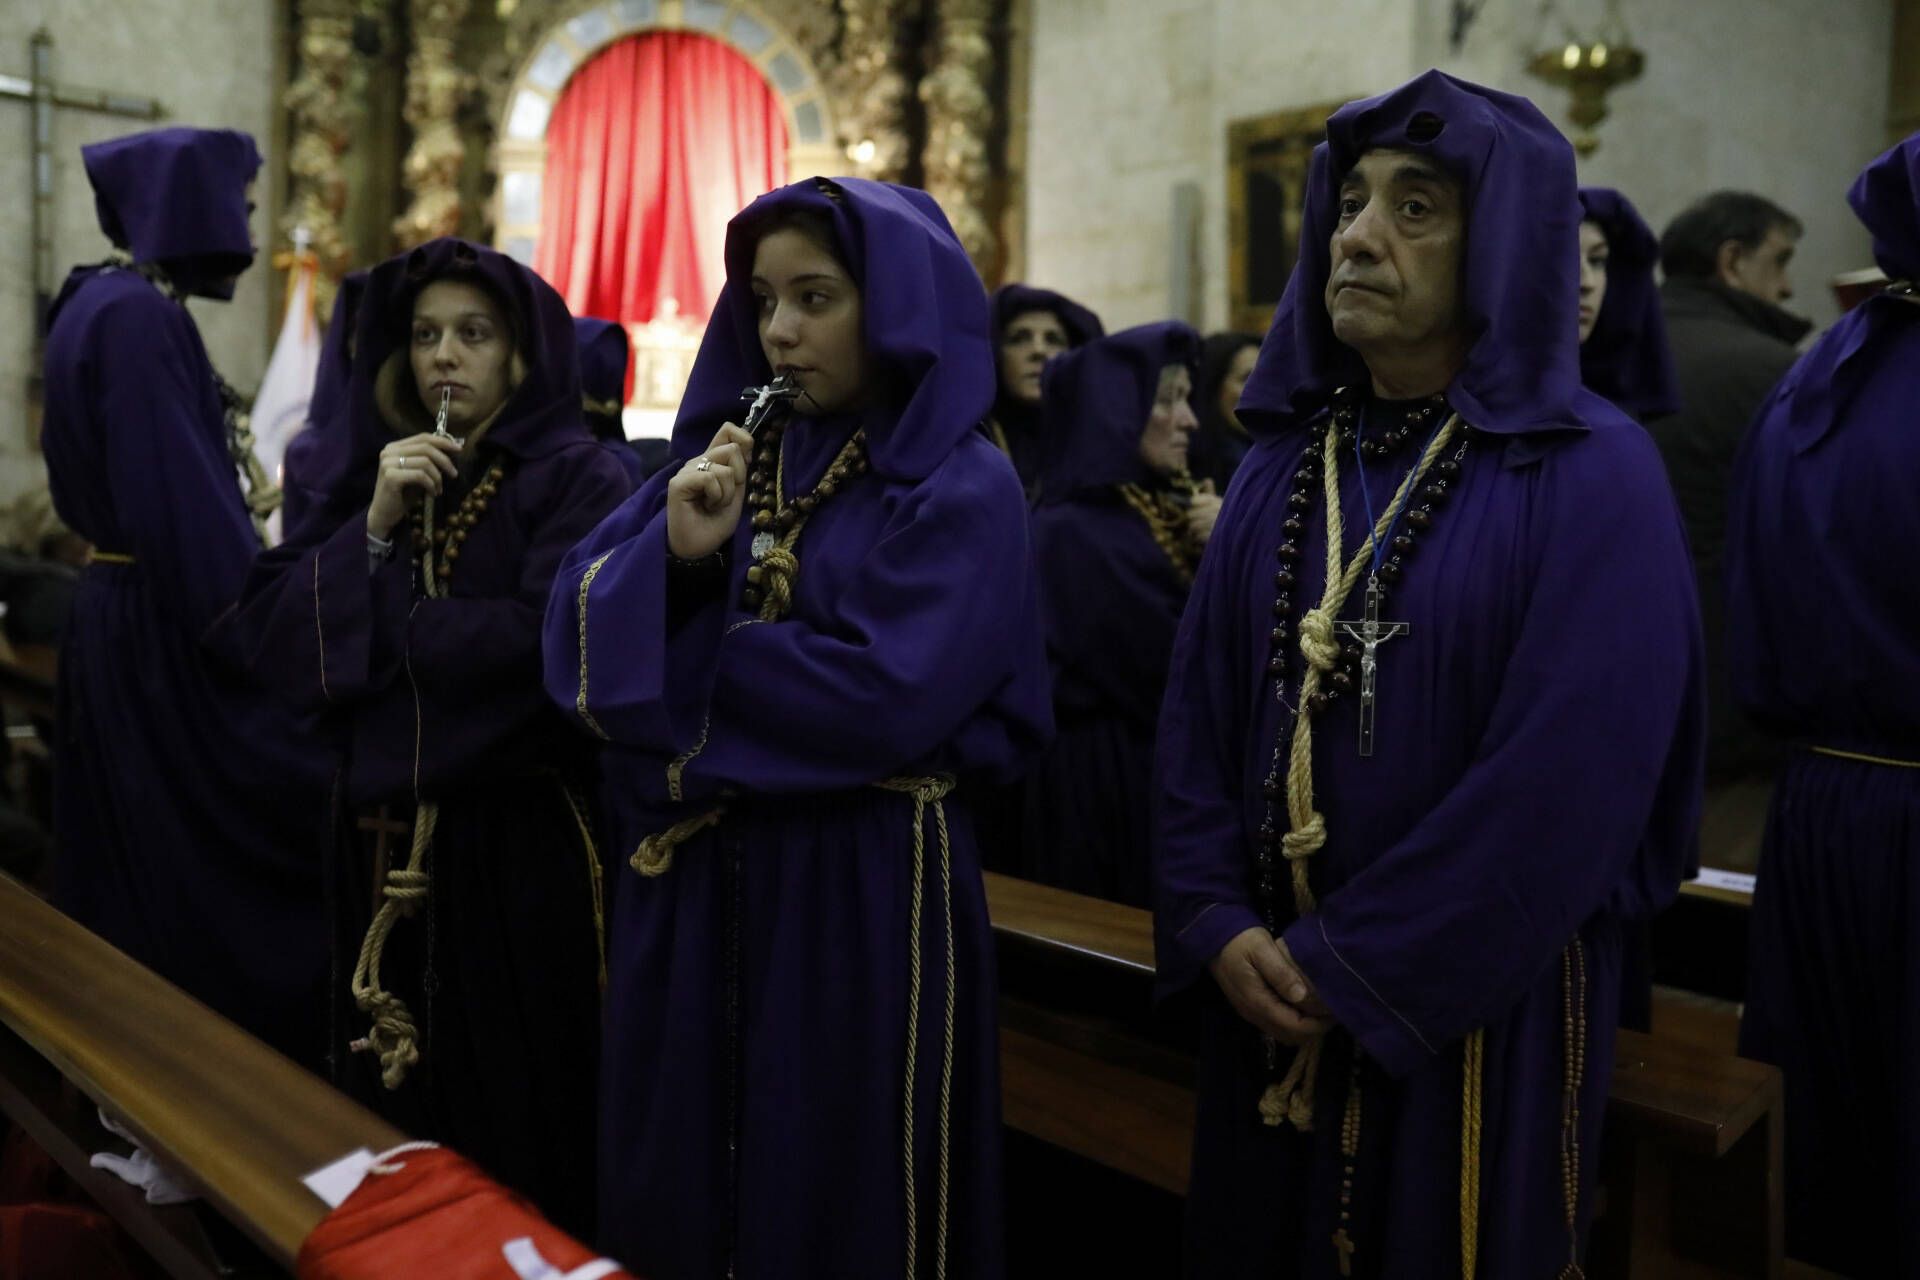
[984,871,1785,1278]
[0,872,405,1276]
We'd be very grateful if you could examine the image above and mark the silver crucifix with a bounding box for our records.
[1335,575,1409,757]
[739,371,801,439]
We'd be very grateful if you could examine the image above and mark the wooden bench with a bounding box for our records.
[0,872,405,1276]
[983,871,1785,1278]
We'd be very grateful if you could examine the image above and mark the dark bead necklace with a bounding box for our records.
[740,413,870,617]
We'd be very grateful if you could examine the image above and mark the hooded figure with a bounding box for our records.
[280,269,370,542]
[1727,134,1920,1279]
[985,282,1104,494]
[1576,187,1680,422]
[1151,73,1704,1278]
[1019,321,1201,905]
[1188,330,1265,489]
[544,177,1051,1278]
[224,238,632,1236]
[39,126,332,1068]
[573,316,648,488]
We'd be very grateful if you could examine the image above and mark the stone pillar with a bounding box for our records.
[919,0,996,270]
[832,0,915,183]
[393,0,471,248]
[284,0,357,303]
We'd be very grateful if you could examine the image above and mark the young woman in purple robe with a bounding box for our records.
[39,126,332,1068]
[985,283,1104,494]
[1188,331,1264,490]
[226,238,632,1234]
[1576,187,1681,423]
[1020,321,1206,906]
[1151,73,1704,1277]
[574,316,648,489]
[1728,134,1920,1278]
[545,177,1050,1278]
[280,269,369,543]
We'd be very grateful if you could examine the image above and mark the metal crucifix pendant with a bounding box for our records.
[1335,576,1410,757]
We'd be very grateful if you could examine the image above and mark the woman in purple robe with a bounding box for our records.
[544,177,1050,1278]
[986,283,1104,494]
[1576,187,1681,423]
[39,126,332,1067]
[1021,321,1202,905]
[574,316,648,489]
[1728,134,1920,1278]
[226,238,631,1234]
[1188,331,1263,489]
[281,270,369,543]
[1152,73,1704,1277]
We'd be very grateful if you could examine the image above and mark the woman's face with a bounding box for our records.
[1577,220,1610,345]
[1216,343,1260,429]
[1139,362,1199,476]
[410,279,514,430]
[751,227,867,416]
[999,308,1072,405]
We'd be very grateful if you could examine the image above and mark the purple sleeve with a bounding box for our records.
[1282,433,1704,1078]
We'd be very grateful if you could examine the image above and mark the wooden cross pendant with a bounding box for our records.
[1331,1226,1356,1276]
[1335,576,1410,757]
[356,805,412,913]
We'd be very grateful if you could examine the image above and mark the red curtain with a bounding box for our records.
[536,31,789,334]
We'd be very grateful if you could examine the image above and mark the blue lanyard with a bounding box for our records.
[1352,404,1450,581]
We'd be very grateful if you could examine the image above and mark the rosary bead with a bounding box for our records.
[1270,627,1289,646]
[1274,568,1296,589]
[1435,458,1461,478]
[1282,517,1304,537]
[1330,670,1353,692]
[1307,691,1330,714]
[745,566,764,585]
[1405,508,1433,529]
[1272,599,1292,618]
[1422,481,1448,501]
[1392,534,1415,553]
[752,510,773,530]
[1378,562,1402,583]
[1268,655,1288,675]
[1277,543,1301,563]
[1288,491,1312,510]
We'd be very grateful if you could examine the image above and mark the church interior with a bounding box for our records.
[0,0,1915,1276]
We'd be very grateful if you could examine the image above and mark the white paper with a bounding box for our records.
[302,1147,377,1210]
[1690,867,1757,896]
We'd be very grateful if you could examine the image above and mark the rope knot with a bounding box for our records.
[1298,608,1339,671]
[757,544,799,621]
[1279,812,1326,861]
[351,989,421,1090]
[630,808,725,877]
[383,867,429,911]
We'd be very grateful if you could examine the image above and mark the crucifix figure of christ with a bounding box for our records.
[1,28,164,347]
[1335,574,1410,757]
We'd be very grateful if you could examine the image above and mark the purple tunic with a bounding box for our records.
[1577,188,1680,422]
[1729,135,1920,1277]
[1155,73,1704,1278]
[281,270,369,542]
[226,239,632,1235]
[1023,322,1199,905]
[544,178,1051,1279]
[574,316,648,489]
[40,127,333,1067]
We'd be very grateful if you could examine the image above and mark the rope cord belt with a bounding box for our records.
[1810,745,1920,769]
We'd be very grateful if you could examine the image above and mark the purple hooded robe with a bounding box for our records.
[39,127,333,1067]
[986,283,1105,494]
[573,315,648,489]
[543,178,1051,1279]
[1151,73,1705,1278]
[1577,187,1681,423]
[1021,321,1199,906]
[280,269,369,542]
[223,238,632,1236]
[1729,133,1920,1278]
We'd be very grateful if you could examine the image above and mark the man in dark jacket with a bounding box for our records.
[1657,191,1810,796]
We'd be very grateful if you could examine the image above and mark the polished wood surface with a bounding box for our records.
[983,871,1156,974]
[0,872,405,1268]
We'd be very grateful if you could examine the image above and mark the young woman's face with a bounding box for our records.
[751,228,868,416]
[410,280,514,429]
[999,308,1071,404]
[1577,220,1610,345]
[1217,343,1260,429]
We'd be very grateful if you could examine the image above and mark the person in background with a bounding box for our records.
[574,316,647,488]
[986,283,1104,496]
[1577,187,1680,423]
[1188,331,1263,489]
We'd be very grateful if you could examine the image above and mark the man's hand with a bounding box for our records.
[1208,927,1332,1044]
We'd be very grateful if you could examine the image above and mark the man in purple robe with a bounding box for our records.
[39,126,332,1067]
[225,238,631,1234]
[544,177,1050,1278]
[1728,133,1920,1278]
[1023,321,1203,905]
[1152,72,1704,1278]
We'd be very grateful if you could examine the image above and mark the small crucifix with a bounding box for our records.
[1331,1226,1356,1276]
[2,29,164,347]
[1335,575,1410,757]
[738,371,802,439]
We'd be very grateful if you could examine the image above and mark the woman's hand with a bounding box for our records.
[666,424,754,560]
[1187,489,1224,547]
[368,434,462,540]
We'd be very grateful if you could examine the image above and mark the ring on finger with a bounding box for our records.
[694,457,714,472]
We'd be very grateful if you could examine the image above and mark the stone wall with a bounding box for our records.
[1024,0,1893,336]
[0,0,282,508]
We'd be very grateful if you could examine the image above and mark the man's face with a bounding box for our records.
[1719,224,1797,305]
[1324,149,1469,366]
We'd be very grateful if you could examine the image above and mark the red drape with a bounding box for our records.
[536,31,789,335]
